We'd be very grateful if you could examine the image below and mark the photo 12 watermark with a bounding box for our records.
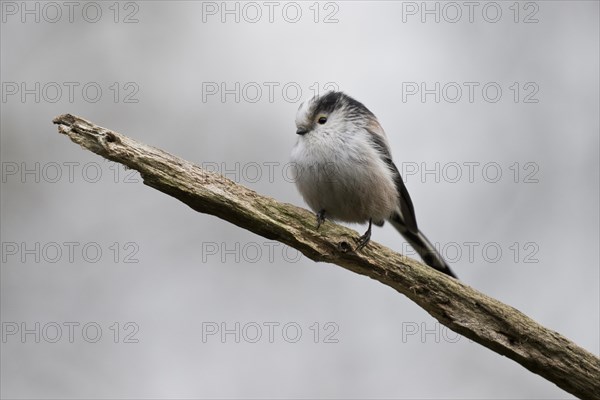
[200,2,340,23]
[400,241,540,265]
[1,81,140,104]
[201,321,339,343]
[2,321,140,343]
[2,160,140,184]
[400,161,540,184]
[201,81,339,103]
[401,2,539,24]
[1,1,140,23]
[1,241,141,264]
[401,82,540,104]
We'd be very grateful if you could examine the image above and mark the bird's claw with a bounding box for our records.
[354,218,373,251]
[354,230,371,251]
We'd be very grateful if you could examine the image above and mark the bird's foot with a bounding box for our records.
[354,218,373,251]
[316,210,326,230]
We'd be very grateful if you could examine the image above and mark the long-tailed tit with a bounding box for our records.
[290,91,457,278]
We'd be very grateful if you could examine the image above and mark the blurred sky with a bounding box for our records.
[1,1,599,399]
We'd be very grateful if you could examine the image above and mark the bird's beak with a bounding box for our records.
[296,127,308,135]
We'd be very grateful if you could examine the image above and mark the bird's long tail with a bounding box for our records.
[389,216,457,279]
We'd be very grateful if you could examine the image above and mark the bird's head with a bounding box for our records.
[294,91,376,138]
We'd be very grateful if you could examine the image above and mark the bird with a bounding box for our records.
[290,91,457,278]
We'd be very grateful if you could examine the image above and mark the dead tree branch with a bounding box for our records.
[53,114,599,400]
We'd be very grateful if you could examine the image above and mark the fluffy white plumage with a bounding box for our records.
[291,92,398,224]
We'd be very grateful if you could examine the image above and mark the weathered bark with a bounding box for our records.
[53,114,599,400]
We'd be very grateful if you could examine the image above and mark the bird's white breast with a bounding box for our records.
[290,128,399,224]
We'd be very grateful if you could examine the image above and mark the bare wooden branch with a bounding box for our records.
[53,114,599,400]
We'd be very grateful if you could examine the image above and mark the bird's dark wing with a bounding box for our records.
[389,161,419,234]
[366,127,419,234]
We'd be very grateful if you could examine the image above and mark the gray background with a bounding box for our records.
[1,1,598,399]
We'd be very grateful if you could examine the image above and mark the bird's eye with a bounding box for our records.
[317,116,328,124]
